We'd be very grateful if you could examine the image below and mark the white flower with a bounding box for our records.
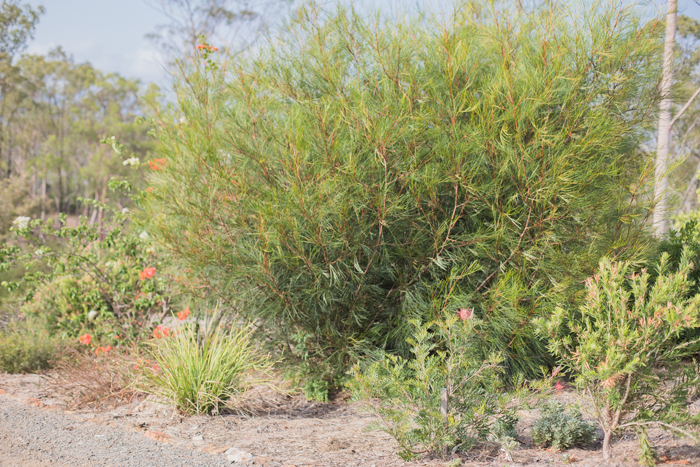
[180,116,187,124]
[12,216,30,229]
[146,246,155,254]
[123,157,140,166]
[87,310,98,320]
[139,231,150,240]
[122,207,130,214]
[35,249,44,256]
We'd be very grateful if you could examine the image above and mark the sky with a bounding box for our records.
[21,0,700,89]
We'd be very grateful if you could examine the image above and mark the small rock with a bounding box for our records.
[226,447,254,464]
[193,435,204,441]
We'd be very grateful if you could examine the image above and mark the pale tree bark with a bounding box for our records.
[653,0,677,238]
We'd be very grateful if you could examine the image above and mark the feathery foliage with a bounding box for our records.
[142,0,662,379]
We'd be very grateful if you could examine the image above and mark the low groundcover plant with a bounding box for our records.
[531,400,597,451]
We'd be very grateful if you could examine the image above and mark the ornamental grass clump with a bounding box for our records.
[145,325,270,415]
[142,0,662,380]
[537,250,700,461]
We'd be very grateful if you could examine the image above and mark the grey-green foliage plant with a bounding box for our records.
[531,400,597,451]
[536,250,700,461]
[141,0,662,380]
[348,315,528,460]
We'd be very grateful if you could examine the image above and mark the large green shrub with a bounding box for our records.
[142,1,661,379]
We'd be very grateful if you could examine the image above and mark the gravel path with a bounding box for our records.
[0,395,231,467]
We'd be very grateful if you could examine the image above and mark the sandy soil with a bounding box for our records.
[0,373,699,467]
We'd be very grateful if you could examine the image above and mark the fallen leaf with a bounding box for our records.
[203,444,231,454]
[144,430,173,443]
[0,389,7,395]
[25,398,43,407]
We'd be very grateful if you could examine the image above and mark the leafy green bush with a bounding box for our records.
[144,325,270,415]
[142,1,661,380]
[349,315,531,460]
[531,400,596,451]
[537,251,700,460]
[0,318,71,373]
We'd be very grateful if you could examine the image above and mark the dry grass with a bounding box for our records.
[49,348,146,409]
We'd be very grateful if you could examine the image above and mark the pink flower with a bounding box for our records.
[555,381,566,391]
[457,308,474,320]
[78,334,92,345]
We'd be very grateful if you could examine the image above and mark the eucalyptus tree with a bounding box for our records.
[0,0,43,179]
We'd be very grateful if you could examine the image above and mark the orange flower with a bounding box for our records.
[78,334,91,345]
[145,187,154,192]
[177,307,191,321]
[95,345,112,354]
[148,158,167,171]
[139,267,156,280]
[153,324,171,339]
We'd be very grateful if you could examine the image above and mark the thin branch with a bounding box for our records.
[671,85,700,128]
[619,421,699,442]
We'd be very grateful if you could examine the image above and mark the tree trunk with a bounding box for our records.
[653,0,678,238]
[41,177,46,221]
[602,430,613,460]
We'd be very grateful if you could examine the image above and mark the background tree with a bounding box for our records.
[0,0,43,180]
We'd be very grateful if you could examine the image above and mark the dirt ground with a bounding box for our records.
[0,373,699,467]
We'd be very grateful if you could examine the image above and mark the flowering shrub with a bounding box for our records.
[537,251,700,460]
[0,173,180,346]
